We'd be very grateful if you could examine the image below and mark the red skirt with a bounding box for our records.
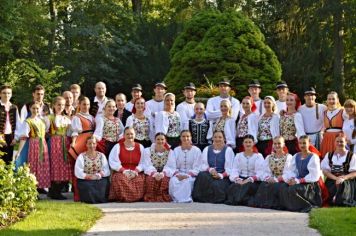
[28,138,50,188]
[50,136,72,182]
[109,172,145,202]
[320,131,342,158]
[144,175,171,202]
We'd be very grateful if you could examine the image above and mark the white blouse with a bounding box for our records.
[108,143,145,172]
[207,117,236,148]
[44,115,72,136]
[321,151,356,172]
[236,112,259,142]
[143,144,175,176]
[93,116,124,141]
[71,113,94,137]
[176,101,195,126]
[287,153,321,183]
[164,146,202,177]
[343,118,356,153]
[279,112,306,139]
[257,113,280,140]
[229,152,264,182]
[74,152,110,179]
[206,96,240,121]
[200,146,235,177]
[155,111,183,135]
[125,114,153,141]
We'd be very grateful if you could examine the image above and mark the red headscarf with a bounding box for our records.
[131,97,146,114]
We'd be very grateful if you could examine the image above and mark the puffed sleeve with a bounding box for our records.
[222,146,235,177]
[200,146,210,171]
[294,112,306,138]
[74,154,86,179]
[190,146,202,176]
[155,111,168,134]
[320,153,331,171]
[93,116,104,141]
[349,153,356,172]
[163,148,177,177]
[251,153,265,181]
[20,105,28,122]
[163,150,175,176]
[206,120,214,141]
[301,154,321,183]
[109,143,122,171]
[136,144,146,172]
[282,154,296,181]
[100,152,111,177]
[229,153,241,182]
[224,118,236,148]
[71,115,83,137]
[19,120,31,138]
[248,113,258,143]
[125,115,134,128]
[261,155,272,181]
[143,146,156,176]
[270,114,280,138]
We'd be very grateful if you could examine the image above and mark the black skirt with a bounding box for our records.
[254,182,287,209]
[192,171,231,203]
[325,178,356,206]
[256,140,272,158]
[225,181,260,206]
[279,182,322,212]
[77,177,109,204]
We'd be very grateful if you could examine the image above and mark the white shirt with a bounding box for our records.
[108,143,145,172]
[155,111,183,135]
[0,101,21,140]
[124,101,134,112]
[145,99,164,118]
[298,104,327,133]
[276,100,287,112]
[343,118,356,152]
[176,101,195,126]
[229,152,264,182]
[75,152,110,179]
[93,96,109,118]
[206,96,240,121]
[321,151,356,172]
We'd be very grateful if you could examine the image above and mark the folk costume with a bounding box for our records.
[343,118,356,153]
[236,112,258,152]
[256,113,280,158]
[155,111,183,149]
[126,114,153,148]
[206,96,240,121]
[185,118,210,151]
[207,117,236,148]
[279,112,305,155]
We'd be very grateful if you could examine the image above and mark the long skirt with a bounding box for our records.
[254,182,286,209]
[96,139,117,157]
[109,172,145,202]
[225,181,260,206]
[192,171,231,203]
[279,182,322,212]
[285,139,300,156]
[320,131,342,158]
[15,140,29,170]
[169,175,195,203]
[68,131,93,159]
[77,177,109,204]
[325,178,356,206]
[28,138,51,189]
[144,175,171,202]
[50,136,72,182]
[256,140,273,158]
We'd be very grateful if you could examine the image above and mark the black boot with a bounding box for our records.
[48,182,67,200]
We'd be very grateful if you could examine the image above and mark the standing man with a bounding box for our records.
[247,79,264,115]
[176,83,196,126]
[298,87,327,149]
[125,84,143,112]
[20,85,51,121]
[89,81,109,118]
[70,84,81,110]
[206,79,240,121]
[275,81,289,112]
[114,93,132,126]
[145,81,167,117]
[62,91,76,118]
[0,85,21,164]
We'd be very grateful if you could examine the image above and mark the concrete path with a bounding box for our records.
[84,202,320,236]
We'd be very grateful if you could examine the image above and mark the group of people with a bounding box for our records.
[0,78,355,212]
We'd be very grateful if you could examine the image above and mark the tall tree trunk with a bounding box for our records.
[48,0,57,68]
[132,0,142,15]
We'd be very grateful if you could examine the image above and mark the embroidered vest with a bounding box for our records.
[0,104,17,134]
[89,97,99,117]
[150,148,169,172]
[189,119,209,145]
[83,153,103,175]
[268,154,287,177]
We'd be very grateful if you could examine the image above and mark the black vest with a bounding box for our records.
[89,97,99,117]
[0,104,18,134]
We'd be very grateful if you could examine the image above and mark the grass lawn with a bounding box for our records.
[309,207,356,236]
[1,200,102,236]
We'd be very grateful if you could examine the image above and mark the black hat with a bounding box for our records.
[248,79,261,88]
[183,82,196,91]
[276,81,288,89]
[154,81,167,89]
[304,87,317,95]
[132,84,143,91]
[218,78,231,87]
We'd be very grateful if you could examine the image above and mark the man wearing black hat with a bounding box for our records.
[206,78,240,121]
[176,83,196,125]
[146,81,167,118]
[298,87,327,149]
[275,81,289,112]
[125,84,143,112]
[247,79,264,115]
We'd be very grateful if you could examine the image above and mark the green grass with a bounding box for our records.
[1,201,102,236]
[309,207,356,236]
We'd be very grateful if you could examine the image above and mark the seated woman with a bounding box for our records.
[165,130,202,203]
[94,100,124,157]
[75,136,110,203]
[321,134,356,206]
[279,135,322,212]
[192,131,234,203]
[225,134,264,206]
[108,127,145,202]
[143,133,174,202]
[254,136,294,209]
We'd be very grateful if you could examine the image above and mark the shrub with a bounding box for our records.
[0,160,37,228]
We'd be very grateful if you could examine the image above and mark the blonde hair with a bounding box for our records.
[70,84,81,91]
[327,91,341,108]
[220,100,232,117]
[344,99,356,138]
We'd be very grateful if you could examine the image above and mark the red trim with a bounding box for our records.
[84,175,91,180]
[252,176,258,181]
[222,172,228,178]
[163,171,167,177]
[118,167,125,173]
[188,172,195,177]
[150,172,157,177]
[277,176,284,182]
[299,178,306,184]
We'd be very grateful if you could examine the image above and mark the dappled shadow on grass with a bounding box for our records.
[1,229,85,236]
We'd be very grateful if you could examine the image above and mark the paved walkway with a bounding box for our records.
[84,202,320,236]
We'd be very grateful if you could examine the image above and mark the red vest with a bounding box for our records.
[119,142,141,170]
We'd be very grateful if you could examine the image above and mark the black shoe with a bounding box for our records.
[37,188,48,194]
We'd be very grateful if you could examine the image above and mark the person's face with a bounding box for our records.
[219,84,230,96]
[304,94,316,106]
[165,96,175,110]
[30,104,40,116]
[327,94,338,108]
[115,95,126,109]
[95,84,106,98]
[79,98,90,113]
[298,138,310,152]
[131,89,142,100]
[345,105,355,117]
[154,86,166,97]
[335,136,346,150]
[63,92,74,106]
[194,104,205,116]
[183,89,195,100]
[33,89,45,103]
[104,101,117,116]
[134,98,145,111]
[213,132,225,145]
[124,128,135,141]
[248,87,261,99]
[1,88,12,101]
[220,102,229,115]
[286,95,296,109]
[264,99,273,112]
[273,138,285,152]
[180,131,192,145]
[243,138,254,150]
[276,87,288,99]
[54,99,65,114]
[242,98,252,112]
[155,135,166,147]
[86,138,97,150]
[71,88,80,101]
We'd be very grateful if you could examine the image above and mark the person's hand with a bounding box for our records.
[212,172,221,179]
[154,172,163,181]
[235,178,244,185]
[10,139,17,146]
[71,141,76,148]
[287,178,297,186]
[336,176,345,185]
[177,174,189,181]
[266,177,276,184]
[209,168,217,176]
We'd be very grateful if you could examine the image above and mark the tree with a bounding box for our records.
[165,10,282,97]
